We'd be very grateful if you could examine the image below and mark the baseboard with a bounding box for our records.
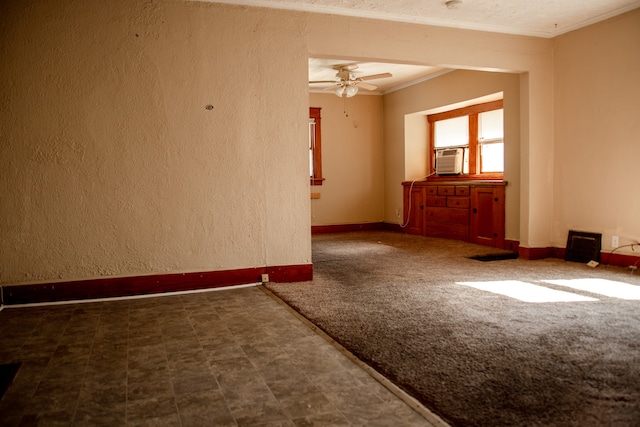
[518,245,640,269]
[504,240,520,253]
[383,222,404,233]
[1,264,312,306]
[311,222,385,234]
[519,246,555,260]
[600,251,640,269]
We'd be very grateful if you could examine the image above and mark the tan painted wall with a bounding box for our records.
[309,93,384,226]
[553,9,640,254]
[0,0,311,285]
[383,70,521,240]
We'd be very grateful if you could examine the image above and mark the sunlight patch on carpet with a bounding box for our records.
[542,278,640,300]
[457,280,599,303]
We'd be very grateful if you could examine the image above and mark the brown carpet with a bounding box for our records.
[266,231,640,427]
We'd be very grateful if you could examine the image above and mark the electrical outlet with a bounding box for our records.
[395,208,401,217]
[612,235,619,248]
[261,274,269,283]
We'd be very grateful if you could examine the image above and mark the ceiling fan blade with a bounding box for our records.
[309,80,338,84]
[359,72,392,81]
[356,82,378,91]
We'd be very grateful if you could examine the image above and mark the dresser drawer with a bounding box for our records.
[437,186,455,196]
[425,186,438,196]
[447,197,470,208]
[455,186,470,196]
[426,196,447,207]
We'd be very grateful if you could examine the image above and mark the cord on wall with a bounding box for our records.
[399,173,435,229]
[604,242,639,270]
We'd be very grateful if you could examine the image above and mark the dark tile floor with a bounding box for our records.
[0,286,440,426]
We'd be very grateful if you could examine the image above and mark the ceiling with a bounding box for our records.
[208,0,640,95]
[211,0,640,38]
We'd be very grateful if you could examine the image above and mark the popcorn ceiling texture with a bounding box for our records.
[213,0,640,37]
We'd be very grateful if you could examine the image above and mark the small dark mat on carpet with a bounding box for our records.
[468,252,518,261]
[0,362,21,400]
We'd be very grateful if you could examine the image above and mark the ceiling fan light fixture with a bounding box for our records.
[345,85,358,98]
[445,0,462,9]
[334,86,345,97]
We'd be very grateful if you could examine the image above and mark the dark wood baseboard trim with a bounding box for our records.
[600,251,640,269]
[553,247,566,259]
[1,264,312,306]
[519,245,640,269]
[382,222,404,233]
[519,246,555,260]
[312,222,385,234]
[267,264,313,283]
[503,240,520,253]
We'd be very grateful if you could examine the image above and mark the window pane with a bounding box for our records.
[481,142,504,172]
[434,116,468,147]
[479,109,503,141]
[463,147,469,174]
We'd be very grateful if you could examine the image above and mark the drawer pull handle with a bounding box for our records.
[472,208,477,214]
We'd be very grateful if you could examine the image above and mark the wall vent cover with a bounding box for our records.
[564,230,602,263]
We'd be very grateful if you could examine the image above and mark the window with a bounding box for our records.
[309,107,323,185]
[428,99,503,178]
[478,109,504,173]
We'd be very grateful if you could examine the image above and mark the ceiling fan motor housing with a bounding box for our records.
[336,70,353,81]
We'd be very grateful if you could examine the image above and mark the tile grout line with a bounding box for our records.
[125,300,131,426]
[159,301,183,427]
[70,302,103,426]
[193,297,240,426]
[259,285,451,427]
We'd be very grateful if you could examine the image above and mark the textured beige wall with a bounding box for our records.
[0,0,310,285]
[309,93,384,226]
[383,70,521,241]
[553,9,640,253]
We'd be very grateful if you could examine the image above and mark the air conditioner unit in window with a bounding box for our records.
[435,148,463,175]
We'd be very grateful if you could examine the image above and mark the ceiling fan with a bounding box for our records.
[309,64,392,98]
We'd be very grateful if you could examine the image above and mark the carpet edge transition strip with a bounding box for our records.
[258,285,451,427]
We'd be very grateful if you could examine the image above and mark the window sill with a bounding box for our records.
[426,173,504,182]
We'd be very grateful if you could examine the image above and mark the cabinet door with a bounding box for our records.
[470,186,505,248]
[403,185,426,235]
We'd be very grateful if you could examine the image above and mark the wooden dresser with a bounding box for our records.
[402,180,505,248]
